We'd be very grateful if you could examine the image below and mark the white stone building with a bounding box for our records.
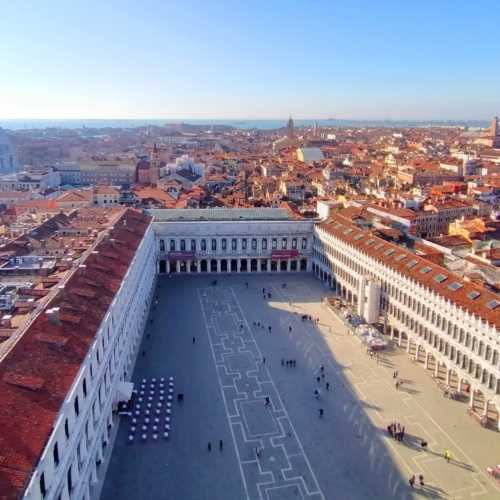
[151,208,313,274]
[313,214,500,429]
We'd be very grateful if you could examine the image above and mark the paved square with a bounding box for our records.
[100,274,500,500]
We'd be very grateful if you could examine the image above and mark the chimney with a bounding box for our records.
[1,314,12,328]
[46,307,60,325]
[79,264,87,274]
[123,219,127,227]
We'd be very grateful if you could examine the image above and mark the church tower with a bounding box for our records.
[150,143,160,187]
[287,116,295,139]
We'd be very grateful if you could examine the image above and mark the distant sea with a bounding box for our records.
[0,118,490,131]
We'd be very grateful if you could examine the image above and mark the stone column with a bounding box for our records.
[217,260,221,273]
[277,260,281,272]
[425,352,430,370]
[237,259,241,273]
[166,260,171,273]
[176,260,180,273]
[406,337,411,354]
[247,258,251,272]
[469,387,475,409]
[257,259,262,272]
[397,331,403,347]
[434,360,440,379]
[187,260,191,273]
[446,367,451,386]
[197,260,202,273]
[267,259,271,271]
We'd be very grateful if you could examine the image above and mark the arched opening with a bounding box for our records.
[210,259,217,272]
[300,258,307,271]
[170,260,177,273]
[231,259,238,272]
[240,259,248,272]
[159,260,167,274]
[251,259,258,272]
[261,259,268,272]
[270,260,278,272]
[280,260,287,271]
[201,260,208,272]
[179,261,187,272]
[190,261,197,272]
[221,259,228,272]
[291,260,297,271]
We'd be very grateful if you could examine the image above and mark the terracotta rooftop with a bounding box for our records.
[0,208,151,499]
[319,214,500,329]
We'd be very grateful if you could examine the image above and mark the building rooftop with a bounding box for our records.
[147,207,291,222]
[0,208,151,499]
[319,214,500,329]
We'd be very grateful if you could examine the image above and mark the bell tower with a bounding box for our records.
[150,143,160,187]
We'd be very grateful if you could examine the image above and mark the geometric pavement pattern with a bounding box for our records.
[198,286,325,500]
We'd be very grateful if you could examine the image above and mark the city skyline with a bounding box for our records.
[1,0,500,121]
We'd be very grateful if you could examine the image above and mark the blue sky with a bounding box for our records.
[1,0,499,120]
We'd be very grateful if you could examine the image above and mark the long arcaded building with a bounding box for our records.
[0,207,498,500]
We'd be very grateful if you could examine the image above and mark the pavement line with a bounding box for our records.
[229,286,326,500]
[197,287,252,500]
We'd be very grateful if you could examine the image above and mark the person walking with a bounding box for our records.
[319,408,324,418]
[316,376,321,383]
[418,474,424,487]
[262,357,266,364]
[192,336,196,344]
[268,326,272,333]
[444,449,451,462]
[265,396,270,406]
[409,475,415,488]
[208,441,212,452]
[219,440,223,451]
[326,381,330,390]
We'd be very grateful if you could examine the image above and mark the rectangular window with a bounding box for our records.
[272,238,277,249]
[191,239,196,252]
[292,238,297,249]
[180,239,186,251]
[222,238,227,251]
[301,237,307,249]
[262,238,267,250]
[74,397,79,416]
[64,419,70,439]
[211,239,217,251]
[159,239,165,252]
[282,237,287,249]
[201,239,206,251]
[67,467,73,493]
[232,238,237,250]
[53,442,60,466]
[242,238,247,250]
[252,238,257,250]
[40,473,46,498]
[169,239,175,252]
[83,378,87,398]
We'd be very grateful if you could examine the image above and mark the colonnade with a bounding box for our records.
[158,257,309,274]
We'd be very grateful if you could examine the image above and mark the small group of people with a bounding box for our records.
[408,474,424,488]
[282,359,297,367]
[387,422,405,441]
[301,315,319,324]
[262,287,272,300]
[207,440,223,452]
